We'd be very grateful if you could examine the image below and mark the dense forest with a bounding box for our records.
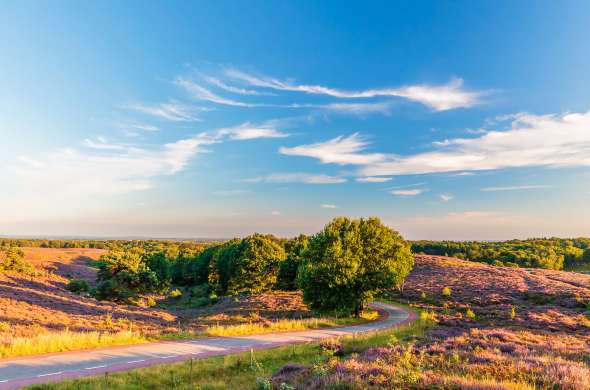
[412,237,590,270]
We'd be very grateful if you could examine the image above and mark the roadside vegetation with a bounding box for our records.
[27,307,430,390]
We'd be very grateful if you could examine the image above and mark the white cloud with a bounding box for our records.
[280,133,385,165]
[216,122,289,140]
[321,102,394,115]
[8,134,218,220]
[225,69,481,111]
[203,76,270,96]
[356,176,392,183]
[127,101,203,122]
[245,173,346,184]
[481,185,550,192]
[362,111,590,176]
[321,204,338,209]
[271,210,281,216]
[439,194,454,202]
[390,189,424,196]
[175,77,254,107]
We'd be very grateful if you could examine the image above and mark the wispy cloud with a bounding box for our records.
[280,133,385,165]
[362,111,590,176]
[225,68,482,111]
[126,101,204,122]
[245,173,346,184]
[175,77,254,107]
[321,204,338,209]
[356,176,392,183]
[216,122,289,140]
[271,210,281,216]
[203,75,271,96]
[439,194,454,202]
[12,134,217,214]
[390,188,424,196]
[481,185,551,192]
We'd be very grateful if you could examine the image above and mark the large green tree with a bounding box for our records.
[298,217,413,316]
[277,234,309,290]
[211,234,286,295]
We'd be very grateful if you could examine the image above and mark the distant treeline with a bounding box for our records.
[411,238,590,270]
[0,238,212,256]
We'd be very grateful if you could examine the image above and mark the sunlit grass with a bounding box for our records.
[0,330,148,359]
[1,310,379,359]
[27,303,426,390]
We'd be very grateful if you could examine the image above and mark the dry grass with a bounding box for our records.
[0,330,148,359]
[1,248,379,359]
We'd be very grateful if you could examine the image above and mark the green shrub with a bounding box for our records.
[66,279,90,294]
[0,247,35,275]
[298,217,414,316]
[442,287,452,297]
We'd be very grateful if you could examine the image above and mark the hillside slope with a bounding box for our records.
[282,255,590,389]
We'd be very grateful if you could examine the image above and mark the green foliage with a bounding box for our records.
[277,234,309,290]
[0,246,35,275]
[211,234,286,295]
[66,279,90,294]
[94,251,161,302]
[412,237,590,270]
[298,217,414,316]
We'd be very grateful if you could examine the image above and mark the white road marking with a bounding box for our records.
[127,359,146,364]
[84,365,107,370]
[0,380,8,383]
[37,371,63,377]
[159,355,177,359]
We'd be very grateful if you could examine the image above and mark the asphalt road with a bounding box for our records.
[0,302,415,389]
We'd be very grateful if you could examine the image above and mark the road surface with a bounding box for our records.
[0,302,415,389]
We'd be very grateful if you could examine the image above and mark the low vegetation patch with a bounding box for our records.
[26,305,428,390]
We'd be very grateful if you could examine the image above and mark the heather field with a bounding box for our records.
[0,247,372,358]
[279,255,590,389]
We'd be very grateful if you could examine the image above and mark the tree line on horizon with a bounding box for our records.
[412,237,590,270]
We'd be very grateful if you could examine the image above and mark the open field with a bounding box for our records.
[48,254,590,389]
[0,248,374,359]
[287,255,590,388]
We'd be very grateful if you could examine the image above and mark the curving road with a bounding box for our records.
[0,302,415,389]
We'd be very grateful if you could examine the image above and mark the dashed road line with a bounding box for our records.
[84,365,107,370]
[37,371,63,377]
[159,355,177,359]
[127,359,146,364]
[0,380,8,383]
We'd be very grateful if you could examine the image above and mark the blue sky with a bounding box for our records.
[2,1,590,239]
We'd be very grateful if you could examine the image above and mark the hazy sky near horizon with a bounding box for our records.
[2,1,590,240]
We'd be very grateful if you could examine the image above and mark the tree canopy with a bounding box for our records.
[297,217,414,316]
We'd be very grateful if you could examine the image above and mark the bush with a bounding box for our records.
[169,288,182,299]
[94,251,160,302]
[66,279,90,294]
[210,235,286,295]
[0,247,35,275]
[298,217,414,316]
[277,235,309,290]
